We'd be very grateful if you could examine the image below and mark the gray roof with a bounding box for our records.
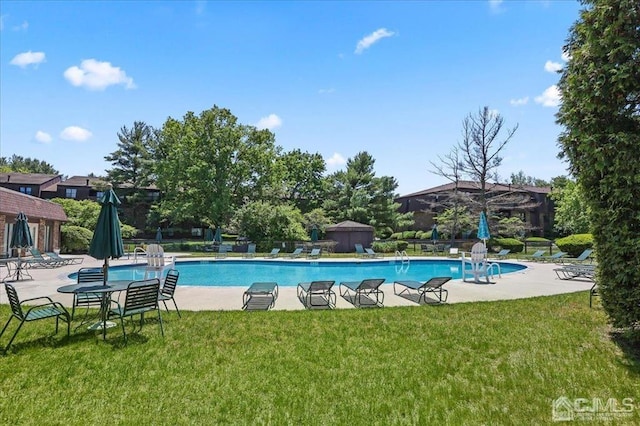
[326,220,374,231]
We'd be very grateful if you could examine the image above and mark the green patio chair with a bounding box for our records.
[307,248,321,259]
[108,278,163,342]
[159,269,181,318]
[1,283,70,352]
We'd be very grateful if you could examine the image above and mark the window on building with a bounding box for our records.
[19,186,32,195]
[95,191,104,200]
[65,188,77,199]
[148,191,160,201]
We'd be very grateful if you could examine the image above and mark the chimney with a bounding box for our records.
[86,179,90,186]
[7,175,10,182]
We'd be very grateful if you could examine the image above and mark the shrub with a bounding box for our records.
[492,237,525,253]
[372,240,408,253]
[402,230,416,239]
[389,232,402,240]
[525,237,551,243]
[61,225,93,253]
[554,234,593,257]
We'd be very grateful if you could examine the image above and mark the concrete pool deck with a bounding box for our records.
[2,254,595,311]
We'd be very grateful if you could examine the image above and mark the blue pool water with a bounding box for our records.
[79,259,526,287]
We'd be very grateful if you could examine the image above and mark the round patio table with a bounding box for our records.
[57,280,132,339]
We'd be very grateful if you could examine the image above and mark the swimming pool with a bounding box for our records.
[79,259,526,287]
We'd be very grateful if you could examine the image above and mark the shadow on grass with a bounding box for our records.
[610,328,640,376]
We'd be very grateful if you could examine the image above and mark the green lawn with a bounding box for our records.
[1,292,638,424]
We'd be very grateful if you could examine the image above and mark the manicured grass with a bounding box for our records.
[1,292,638,424]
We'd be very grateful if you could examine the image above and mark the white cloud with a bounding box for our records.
[535,85,561,107]
[34,131,52,143]
[355,28,395,54]
[326,152,347,168]
[60,126,92,142]
[10,51,46,68]
[544,60,563,73]
[318,88,336,94]
[63,59,136,91]
[489,0,505,13]
[256,114,282,130]
[13,20,28,31]
[510,96,529,106]
[561,51,571,62]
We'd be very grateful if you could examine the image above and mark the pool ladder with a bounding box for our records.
[395,250,410,265]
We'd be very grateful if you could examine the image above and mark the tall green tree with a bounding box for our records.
[556,0,640,327]
[0,155,58,174]
[510,170,549,187]
[105,121,157,188]
[276,149,327,213]
[155,106,280,228]
[550,180,591,236]
[324,151,413,236]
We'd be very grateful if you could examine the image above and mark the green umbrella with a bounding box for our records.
[477,211,490,247]
[205,228,214,242]
[214,226,222,244]
[10,212,33,281]
[310,225,318,243]
[155,227,163,243]
[431,224,439,243]
[88,184,124,284]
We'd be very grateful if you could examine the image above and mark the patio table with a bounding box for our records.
[57,280,132,339]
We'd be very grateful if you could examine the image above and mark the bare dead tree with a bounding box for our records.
[459,106,518,214]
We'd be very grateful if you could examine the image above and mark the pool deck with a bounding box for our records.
[2,254,595,311]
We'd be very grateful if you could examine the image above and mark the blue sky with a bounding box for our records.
[1,0,581,196]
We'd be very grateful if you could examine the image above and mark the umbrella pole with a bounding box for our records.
[103,258,109,285]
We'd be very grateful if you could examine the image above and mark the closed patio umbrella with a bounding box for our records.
[214,226,222,244]
[88,184,124,284]
[431,224,439,243]
[204,227,214,242]
[10,212,33,281]
[155,227,163,243]
[310,225,318,243]
[477,211,490,247]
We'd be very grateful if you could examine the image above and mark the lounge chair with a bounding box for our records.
[492,249,511,260]
[393,277,452,304]
[539,251,567,263]
[108,278,163,342]
[297,280,336,309]
[243,243,256,258]
[1,283,71,352]
[590,282,599,308]
[339,278,386,308]
[520,250,545,261]
[365,248,383,258]
[354,244,369,258]
[307,248,321,259]
[242,282,278,310]
[23,248,62,268]
[288,247,304,258]
[265,248,280,258]
[159,269,181,317]
[557,249,593,264]
[45,251,84,266]
[216,244,232,259]
[554,264,596,281]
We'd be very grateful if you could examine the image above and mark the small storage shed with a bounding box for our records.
[325,220,374,253]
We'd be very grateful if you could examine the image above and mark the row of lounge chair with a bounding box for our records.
[242,277,453,311]
[18,248,84,269]
[521,248,593,264]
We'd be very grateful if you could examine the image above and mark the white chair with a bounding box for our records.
[462,242,490,283]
